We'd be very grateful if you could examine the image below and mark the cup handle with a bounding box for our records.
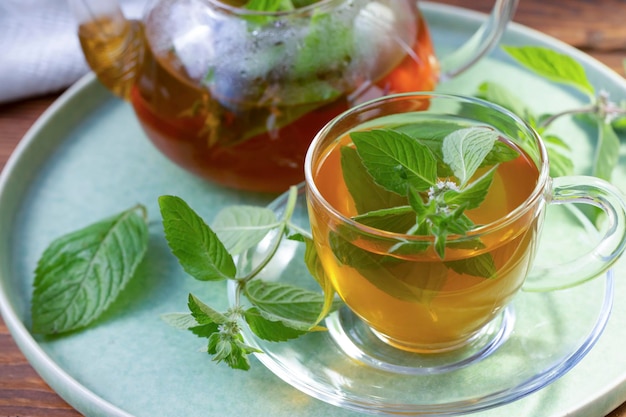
[438,0,519,80]
[523,175,626,292]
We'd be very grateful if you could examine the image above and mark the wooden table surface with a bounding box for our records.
[1,0,626,416]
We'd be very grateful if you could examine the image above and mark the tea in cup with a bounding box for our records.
[70,0,517,192]
[304,93,626,353]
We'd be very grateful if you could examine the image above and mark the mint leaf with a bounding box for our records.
[244,280,327,330]
[611,113,626,132]
[161,312,199,330]
[427,204,475,259]
[482,141,520,167]
[188,293,228,325]
[244,307,307,342]
[503,45,595,97]
[341,146,408,214]
[292,8,352,102]
[352,206,416,233]
[393,120,472,177]
[445,253,497,278]
[159,195,236,281]
[351,129,437,195]
[393,120,471,147]
[442,127,499,186]
[187,294,261,370]
[212,205,279,255]
[444,166,497,210]
[31,206,148,334]
[244,0,292,12]
[329,231,444,303]
[301,235,340,326]
[594,118,620,181]
[476,81,536,123]
[207,332,259,371]
[187,295,222,338]
[242,0,295,25]
[543,134,574,177]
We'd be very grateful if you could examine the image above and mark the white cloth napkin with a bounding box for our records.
[0,0,149,104]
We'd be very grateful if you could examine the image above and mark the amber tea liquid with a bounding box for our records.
[78,6,439,193]
[309,128,541,352]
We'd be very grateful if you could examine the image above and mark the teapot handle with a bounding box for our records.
[67,0,144,99]
[437,0,519,80]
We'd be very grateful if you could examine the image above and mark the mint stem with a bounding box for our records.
[238,186,299,286]
[539,91,626,130]
[538,105,597,129]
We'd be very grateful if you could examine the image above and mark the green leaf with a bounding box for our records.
[161,312,199,330]
[212,205,279,255]
[543,133,570,151]
[161,306,222,340]
[407,187,429,219]
[329,230,445,304]
[444,166,497,210]
[341,146,408,214]
[611,114,626,132]
[544,134,574,177]
[476,81,537,125]
[481,141,520,167]
[350,129,437,195]
[442,127,499,186]
[244,307,307,342]
[244,280,328,330]
[190,322,221,339]
[352,206,416,233]
[159,195,236,281]
[207,332,259,371]
[428,205,475,259]
[31,206,148,334]
[301,235,339,326]
[393,120,471,146]
[242,0,295,25]
[445,253,497,278]
[186,294,261,370]
[245,0,292,12]
[292,8,352,103]
[393,120,473,177]
[593,118,620,181]
[502,45,595,97]
[188,293,228,325]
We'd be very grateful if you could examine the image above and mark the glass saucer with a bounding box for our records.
[226,184,613,416]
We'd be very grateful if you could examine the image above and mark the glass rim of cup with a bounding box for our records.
[303,91,551,244]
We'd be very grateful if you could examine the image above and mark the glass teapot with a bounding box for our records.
[68,0,517,193]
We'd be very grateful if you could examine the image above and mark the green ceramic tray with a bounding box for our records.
[1,3,626,416]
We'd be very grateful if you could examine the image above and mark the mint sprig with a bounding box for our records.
[159,187,339,370]
[482,45,626,188]
[325,126,507,304]
[479,45,626,223]
[345,126,507,260]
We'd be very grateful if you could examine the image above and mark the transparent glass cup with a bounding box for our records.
[304,92,626,354]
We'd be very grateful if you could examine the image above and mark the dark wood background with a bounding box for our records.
[1,0,626,415]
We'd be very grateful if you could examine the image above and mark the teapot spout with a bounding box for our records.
[68,0,144,99]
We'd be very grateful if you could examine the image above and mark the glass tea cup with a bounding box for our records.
[69,0,517,193]
[304,92,626,355]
